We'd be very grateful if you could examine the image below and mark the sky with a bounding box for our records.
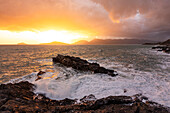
[0,0,170,44]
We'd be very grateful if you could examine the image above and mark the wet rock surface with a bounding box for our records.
[53,54,118,77]
[35,71,46,81]
[0,81,169,113]
[152,46,170,53]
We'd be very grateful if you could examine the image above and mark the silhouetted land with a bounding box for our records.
[17,42,28,45]
[143,39,170,45]
[149,39,170,53]
[73,39,156,45]
[15,39,158,46]
[40,41,68,45]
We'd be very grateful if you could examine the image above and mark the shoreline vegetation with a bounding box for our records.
[0,55,170,112]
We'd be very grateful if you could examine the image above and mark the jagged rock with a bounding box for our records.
[37,71,46,76]
[80,94,97,103]
[152,46,170,53]
[53,54,118,77]
[0,82,169,113]
[35,71,46,81]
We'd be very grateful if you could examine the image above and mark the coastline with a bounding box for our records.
[0,81,169,112]
[1,54,170,112]
[0,46,169,112]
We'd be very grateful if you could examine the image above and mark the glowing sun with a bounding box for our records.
[37,30,85,44]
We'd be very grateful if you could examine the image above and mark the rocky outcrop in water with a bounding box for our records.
[143,39,170,53]
[152,46,170,53]
[53,54,118,77]
[0,81,169,113]
[35,71,46,81]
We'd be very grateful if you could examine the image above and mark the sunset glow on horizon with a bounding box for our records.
[0,0,170,44]
[36,30,89,44]
[0,30,91,44]
[0,1,170,111]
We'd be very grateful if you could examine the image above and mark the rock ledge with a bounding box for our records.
[0,82,169,113]
[53,54,117,77]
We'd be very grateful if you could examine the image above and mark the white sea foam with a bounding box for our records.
[7,72,38,84]
[7,48,170,107]
[9,63,169,107]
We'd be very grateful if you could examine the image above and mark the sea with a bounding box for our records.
[0,45,170,107]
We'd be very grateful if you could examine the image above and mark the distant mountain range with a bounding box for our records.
[39,41,68,45]
[73,39,156,45]
[17,39,159,45]
[17,41,68,45]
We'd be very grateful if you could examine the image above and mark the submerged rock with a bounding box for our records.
[0,81,169,113]
[53,54,118,77]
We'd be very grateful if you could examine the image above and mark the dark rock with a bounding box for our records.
[53,54,118,77]
[80,94,97,103]
[151,39,170,54]
[35,76,42,81]
[152,46,170,53]
[160,39,170,45]
[124,89,127,93]
[144,39,170,45]
[0,82,169,113]
[141,96,148,100]
[59,98,76,105]
[37,71,46,76]
[35,71,46,81]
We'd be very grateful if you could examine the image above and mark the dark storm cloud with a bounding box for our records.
[93,0,170,41]
[0,0,170,41]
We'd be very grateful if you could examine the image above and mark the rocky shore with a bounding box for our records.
[152,46,170,53]
[53,54,118,77]
[1,54,169,112]
[143,39,170,54]
[0,81,169,113]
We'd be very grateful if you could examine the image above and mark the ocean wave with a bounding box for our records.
[5,46,170,107]
[7,60,170,107]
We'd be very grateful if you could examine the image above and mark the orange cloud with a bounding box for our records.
[0,0,170,41]
[0,0,110,36]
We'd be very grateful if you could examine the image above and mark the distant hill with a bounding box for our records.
[143,39,170,45]
[40,41,68,45]
[17,42,28,45]
[143,42,160,45]
[160,39,170,45]
[73,40,89,45]
[73,39,156,45]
